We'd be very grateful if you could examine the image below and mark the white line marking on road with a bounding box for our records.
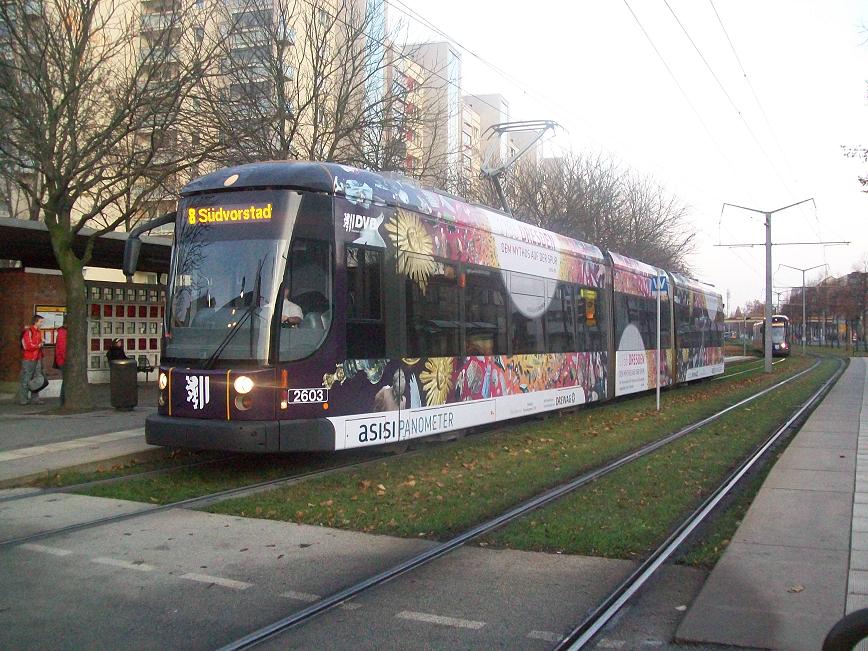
[92,557,154,571]
[180,572,252,590]
[596,639,626,648]
[280,591,361,610]
[527,630,564,642]
[280,590,320,602]
[20,543,72,557]
[396,610,485,630]
[339,602,362,610]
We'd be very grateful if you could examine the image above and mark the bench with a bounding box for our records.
[136,355,155,381]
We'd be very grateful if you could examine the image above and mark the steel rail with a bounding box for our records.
[0,452,245,505]
[715,356,786,381]
[0,354,754,508]
[214,358,822,651]
[0,452,398,549]
[555,356,846,650]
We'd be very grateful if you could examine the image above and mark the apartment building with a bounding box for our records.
[386,55,426,174]
[462,92,540,171]
[460,102,481,185]
[410,41,463,188]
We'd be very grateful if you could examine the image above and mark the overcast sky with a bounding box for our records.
[396,0,868,312]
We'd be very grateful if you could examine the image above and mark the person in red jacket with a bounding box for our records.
[19,314,45,405]
[55,321,67,406]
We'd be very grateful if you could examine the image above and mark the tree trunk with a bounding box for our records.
[47,219,93,411]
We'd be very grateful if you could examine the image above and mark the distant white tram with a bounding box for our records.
[752,314,791,357]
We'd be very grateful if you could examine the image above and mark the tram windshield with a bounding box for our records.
[164,189,305,366]
[771,325,786,343]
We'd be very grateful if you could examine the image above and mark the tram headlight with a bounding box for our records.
[234,375,254,394]
[158,372,168,390]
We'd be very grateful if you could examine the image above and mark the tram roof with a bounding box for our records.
[669,271,719,296]
[182,161,607,263]
[608,250,664,277]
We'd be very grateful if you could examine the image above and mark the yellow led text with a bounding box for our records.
[187,203,273,225]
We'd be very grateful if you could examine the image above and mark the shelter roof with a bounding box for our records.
[0,217,170,273]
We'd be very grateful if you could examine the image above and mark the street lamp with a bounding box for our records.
[722,198,815,372]
[779,263,828,354]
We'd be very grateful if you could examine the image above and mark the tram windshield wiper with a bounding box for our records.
[202,259,265,370]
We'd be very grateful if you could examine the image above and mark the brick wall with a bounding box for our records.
[0,270,65,382]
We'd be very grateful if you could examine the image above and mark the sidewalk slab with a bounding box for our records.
[677,357,867,651]
[0,428,162,487]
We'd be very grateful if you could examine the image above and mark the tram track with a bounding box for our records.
[0,450,404,549]
[212,356,829,651]
[714,356,786,381]
[0,452,244,505]
[0,355,790,533]
[555,354,847,649]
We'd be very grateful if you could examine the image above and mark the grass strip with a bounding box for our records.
[678,466,771,568]
[22,449,227,489]
[800,344,866,358]
[483,358,837,558]
[69,451,372,504]
[203,357,814,539]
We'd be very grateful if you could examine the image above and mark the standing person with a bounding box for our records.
[18,314,45,405]
[106,338,127,362]
[55,320,67,406]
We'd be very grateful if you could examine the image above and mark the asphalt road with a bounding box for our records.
[0,491,722,650]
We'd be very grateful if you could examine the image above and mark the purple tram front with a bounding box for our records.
[147,161,612,452]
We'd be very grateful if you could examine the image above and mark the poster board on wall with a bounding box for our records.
[35,305,66,345]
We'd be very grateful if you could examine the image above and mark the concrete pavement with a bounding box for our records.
[0,383,161,485]
[677,356,867,650]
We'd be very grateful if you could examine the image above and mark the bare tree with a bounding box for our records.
[467,151,695,272]
[0,0,223,409]
[205,0,443,177]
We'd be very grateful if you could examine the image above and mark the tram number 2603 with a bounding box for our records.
[289,388,328,404]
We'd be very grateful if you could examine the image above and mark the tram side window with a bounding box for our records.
[614,290,670,350]
[346,245,385,359]
[510,272,546,354]
[676,299,692,348]
[464,267,508,355]
[404,258,460,357]
[576,287,606,352]
[712,307,725,347]
[279,237,333,362]
[545,281,575,353]
[675,294,723,349]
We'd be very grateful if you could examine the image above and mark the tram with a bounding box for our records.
[752,314,791,357]
[124,161,725,452]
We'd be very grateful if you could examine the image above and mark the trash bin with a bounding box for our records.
[109,358,138,410]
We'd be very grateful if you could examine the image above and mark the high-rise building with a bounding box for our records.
[459,102,481,190]
[410,41,462,188]
[380,52,426,174]
[463,92,540,171]
[463,93,510,167]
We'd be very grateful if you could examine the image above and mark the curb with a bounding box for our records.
[0,447,171,489]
